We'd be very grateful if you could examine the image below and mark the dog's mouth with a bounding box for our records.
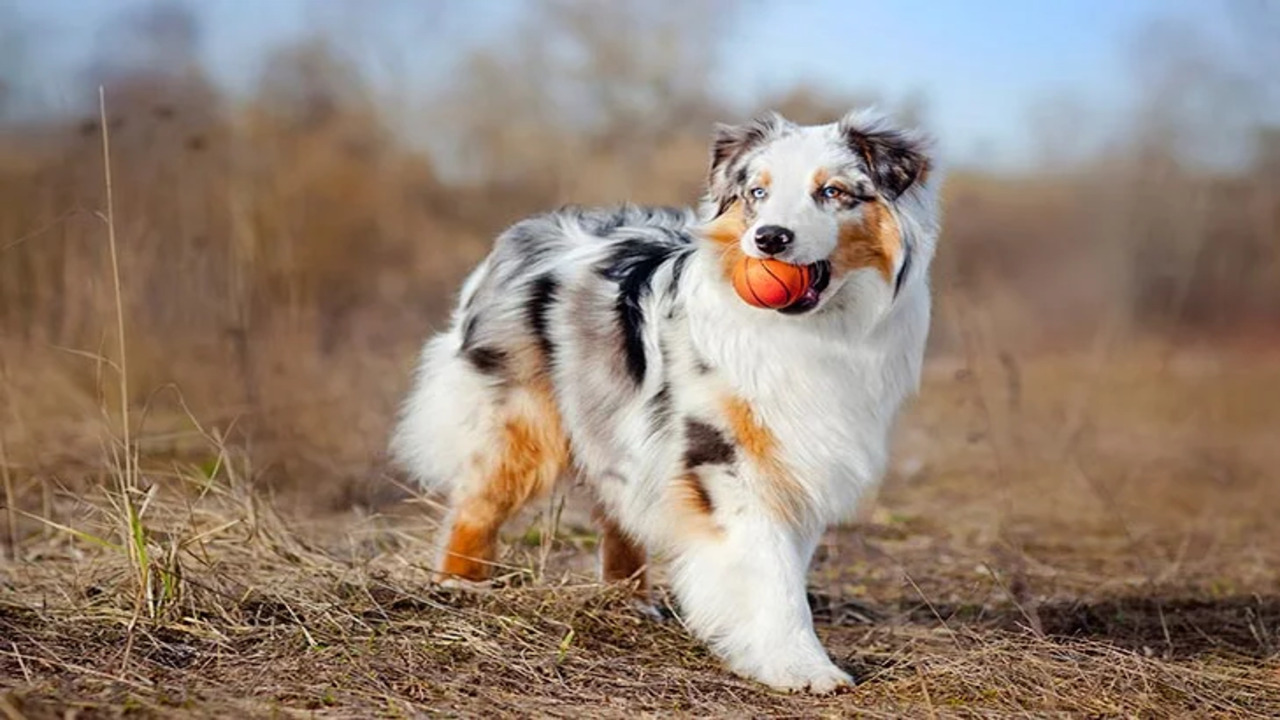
[777,260,830,315]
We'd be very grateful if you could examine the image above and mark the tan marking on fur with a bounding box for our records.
[757,169,772,190]
[724,396,777,461]
[833,199,902,283]
[592,504,648,590]
[848,133,876,176]
[495,387,569,499]
[718,243,747,284]
[439,512,501,580]
[703,200,747,247]
[723,396,809,525]
[810,167,830,194]
[680,471,716,516]
[509,342,548,383]
[701,201,749,282]
[666,470,723,540]
[437,381,569,582]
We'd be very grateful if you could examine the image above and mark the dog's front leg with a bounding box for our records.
[668,511,851,694]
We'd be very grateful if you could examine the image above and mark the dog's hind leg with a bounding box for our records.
[435,380,569,584]
[592,502,673,621]
[592,504,649,590]
[392,332,569,585]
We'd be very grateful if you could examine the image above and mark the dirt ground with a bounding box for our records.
[2,345,1279,718]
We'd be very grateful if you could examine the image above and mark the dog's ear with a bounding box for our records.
[706,111,788,215]
[839,110,932,201]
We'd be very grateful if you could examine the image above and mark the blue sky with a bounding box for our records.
[14,0,1219,169]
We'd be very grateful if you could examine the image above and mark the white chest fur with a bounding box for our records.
[683,253,930,523]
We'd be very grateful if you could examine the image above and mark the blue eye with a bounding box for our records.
[749,187,767,200]
[820,186,844,200]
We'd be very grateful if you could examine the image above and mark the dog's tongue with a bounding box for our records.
[777,261,829,315]
[796,286,821,306]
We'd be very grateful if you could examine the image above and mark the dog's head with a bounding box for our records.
[700,109,936,315]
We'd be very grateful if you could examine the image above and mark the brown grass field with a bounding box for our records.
[3,339,1279,718]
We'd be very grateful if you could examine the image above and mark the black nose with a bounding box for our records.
[754,225,794,255]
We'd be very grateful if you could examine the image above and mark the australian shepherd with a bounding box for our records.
[390,108,939,693]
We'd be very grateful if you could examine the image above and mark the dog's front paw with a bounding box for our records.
[740,658,854,695]
[797,663,854,694]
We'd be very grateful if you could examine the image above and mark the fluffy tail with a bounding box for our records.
[388,263,499,495]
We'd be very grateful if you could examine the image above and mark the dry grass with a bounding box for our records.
[2,346,1278,719]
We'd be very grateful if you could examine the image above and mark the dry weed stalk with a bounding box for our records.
[0,381,14,560]
[95,86,169,626]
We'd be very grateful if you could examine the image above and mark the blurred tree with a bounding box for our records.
[256,38,374,132]
[86,1,222,133]
[1257,127,1280,179]
[440,0,740,199]
[1120,3,1280,333]
[0,1,27,123]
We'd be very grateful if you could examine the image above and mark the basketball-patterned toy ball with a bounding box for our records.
[732,257,812,309]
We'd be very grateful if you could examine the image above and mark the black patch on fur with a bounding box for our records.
[710,113,783,181]
[461,313,479,348]
[894,243,912,299]
[709,113,787,212]
[844,126,930,200]
[669,249,692,296]
[465,346,507,376]
[686,474,716,515]
[647,335,675,436]
[527,274,560,362]
[683,419,735,469]
[665,250,693,320]
[598,240,680,384]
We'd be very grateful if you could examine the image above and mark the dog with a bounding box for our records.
[389,108,939,693]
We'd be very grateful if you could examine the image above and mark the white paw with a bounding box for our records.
[799,663,854,694]
[432,575,494,593]
[740,658,854,695]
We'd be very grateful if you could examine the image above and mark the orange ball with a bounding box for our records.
[732,257,812,309]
